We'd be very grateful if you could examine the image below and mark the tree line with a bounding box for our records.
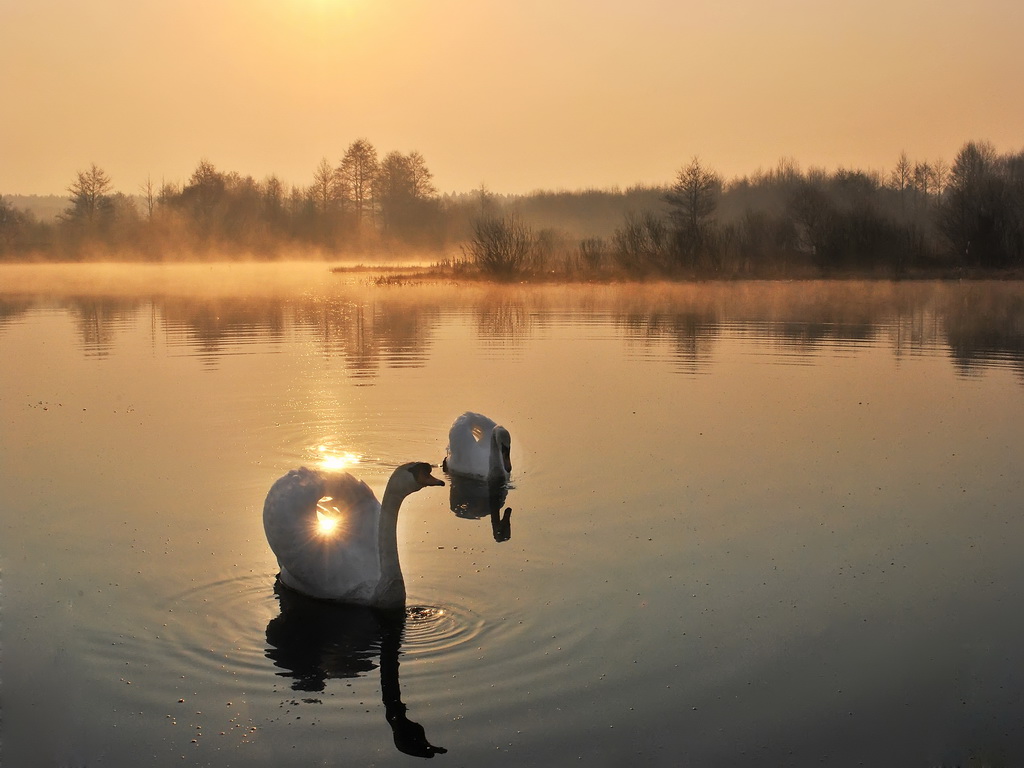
[457,141,1024,279]
[1,139,1022,277]
[0,139,454,259]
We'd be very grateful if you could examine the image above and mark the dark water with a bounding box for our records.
[2,265,1024,767]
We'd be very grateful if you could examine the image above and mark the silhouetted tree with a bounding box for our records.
[939,141,1016,267]
[310,157,339,217]
[787,174,834,263]
[665,158,721,269]
[178,159,226,238]
[0,198,35,256]
[140,175,156,220]
[889,151,912,215]
[336,139,379,232]
[375,151,439,240]
[262,175,288,238]
[407,152,436,199]
[62,163,114,229]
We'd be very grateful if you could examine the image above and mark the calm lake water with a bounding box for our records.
[2,264,1024,767]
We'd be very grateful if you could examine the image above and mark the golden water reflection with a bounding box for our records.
[2,274,1023,379]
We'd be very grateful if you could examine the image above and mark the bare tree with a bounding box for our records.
[912,161,933,200]
[664,157,721,267]
[406,151,437,198]
[178,159,226,235]
[140,175,156,220]
[939,140,1015,266]
[932,158,950,195]
[63,163,114,227]
[890,152,912,186]
[310,157,337,216]
[336,139,379,230]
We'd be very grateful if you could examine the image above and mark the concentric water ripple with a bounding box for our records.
[137,576,490,684]
[150,573,282,681]
[401,601,486,658]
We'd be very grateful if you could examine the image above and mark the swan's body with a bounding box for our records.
[443,412,512,483]
[263,462,443,608]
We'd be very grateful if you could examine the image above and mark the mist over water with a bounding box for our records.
[3,265,1024,766]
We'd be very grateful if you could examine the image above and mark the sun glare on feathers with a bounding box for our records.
[316,498,342,537]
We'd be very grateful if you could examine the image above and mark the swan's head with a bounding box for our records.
[394,461,446,494]
[492,426,512,475]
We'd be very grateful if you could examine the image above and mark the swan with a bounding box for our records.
[442,412,512,483]
[263,461,444,608]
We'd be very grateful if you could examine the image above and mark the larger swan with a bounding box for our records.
[263,462,444,609]
[443,412,512,483]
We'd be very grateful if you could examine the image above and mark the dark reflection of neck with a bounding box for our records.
[265,579,446,758]
[447,476,512,542]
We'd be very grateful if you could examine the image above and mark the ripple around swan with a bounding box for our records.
[147,573,282,681]
[85,568,602,721]
[401,602,486,659]
[140,576,488,680]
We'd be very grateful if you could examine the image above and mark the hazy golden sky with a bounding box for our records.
[2,0,1022,196]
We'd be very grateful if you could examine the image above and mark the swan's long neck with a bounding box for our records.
[489,428,510,479]
[374,474,411,608]
[489,439,503,477]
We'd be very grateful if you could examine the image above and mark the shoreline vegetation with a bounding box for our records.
[2,138,1022,281]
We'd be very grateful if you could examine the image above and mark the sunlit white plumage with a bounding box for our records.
[263,462,444,608]
[443,412,512,482]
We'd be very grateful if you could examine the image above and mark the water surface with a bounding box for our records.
[2,264,1024,767]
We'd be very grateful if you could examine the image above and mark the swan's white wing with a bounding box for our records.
[264,468,382,602]
[445,412,497,479]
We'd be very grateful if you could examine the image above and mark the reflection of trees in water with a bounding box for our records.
[19,281,1024,382]
[46,294,436,381]
[887,300,939,359]
[613,282,1024,377]
[161,298,286,362]
[764,318,875,357]
[297,299,377,379]
[475,292,534,344]
[294,298,437,382]
[0,298,33,329]
[620,310,719,374]
[941,284,1024,378]
[372,301,436,370]
[66,297,142,358]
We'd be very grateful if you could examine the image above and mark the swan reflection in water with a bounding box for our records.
[265,579,447,758]
[446,476,513,542]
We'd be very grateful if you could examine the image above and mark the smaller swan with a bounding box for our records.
[442,412,512,483]
[263,462,444,609]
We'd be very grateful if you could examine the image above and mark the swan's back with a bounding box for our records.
[446,412,499,479]
[263,467,382,601]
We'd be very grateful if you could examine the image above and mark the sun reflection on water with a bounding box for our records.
[316,445,361,471]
